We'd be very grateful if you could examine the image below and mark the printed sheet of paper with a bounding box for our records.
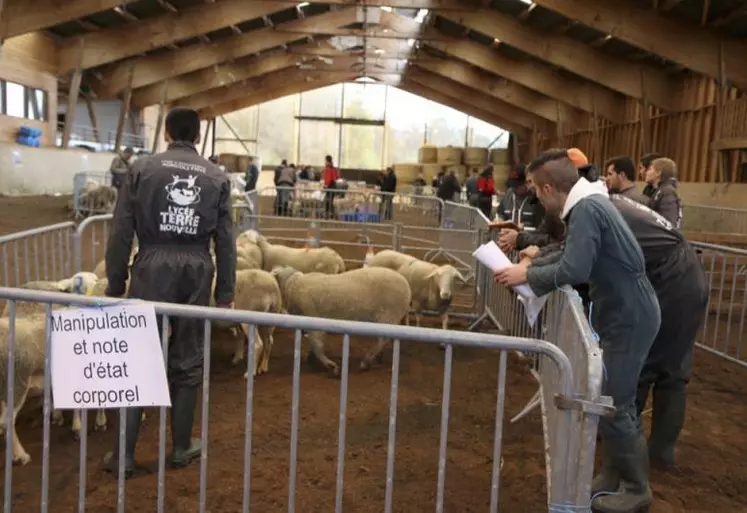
[50,303,171,410]
[472,241,549,327]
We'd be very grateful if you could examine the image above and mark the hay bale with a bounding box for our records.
[236,155,252,173]
[437,146,463,165]
[418,146,438,164]
[464,147,489,166]
[494,165,511,188]
[421,164,444,182]
[394,163,422,182]
[490,149,509,166]
[219,153,240,173]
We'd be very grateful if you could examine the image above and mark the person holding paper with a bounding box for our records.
[104,107,237,478]
[495,149,660,513]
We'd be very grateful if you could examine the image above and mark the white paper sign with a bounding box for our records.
[472,241,549,327]
[50,303,171,410]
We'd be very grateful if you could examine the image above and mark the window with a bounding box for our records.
[0,80,48,120]
[340,124,384,169]
[5,82,25,118]
[299,120,339,167]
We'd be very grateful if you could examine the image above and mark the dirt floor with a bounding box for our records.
[1,195,747,512]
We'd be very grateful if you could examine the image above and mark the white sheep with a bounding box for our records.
[396,259,467,330]
[366,250,467,330]
[79,183,117,214]
[93,247,138,279]
[272,266,411,377]
[364,249,417,271]
[208,269,282,376]
[0,313,49,465]
[235,238,262,270]
[239,229,345,274]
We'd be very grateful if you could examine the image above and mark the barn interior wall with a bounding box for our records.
[0,33,58,147]
[516,74,745,196]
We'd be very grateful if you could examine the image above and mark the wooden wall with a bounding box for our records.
[0,33,58,146]
[515,73,746,188]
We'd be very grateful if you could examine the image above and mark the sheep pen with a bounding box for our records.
[0,193,746,513]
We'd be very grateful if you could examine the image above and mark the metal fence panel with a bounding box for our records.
[0,222,76,288]
[0,286,578,513]
[72,172,116,219]
[682,204,747,234]
[691,241,747,367]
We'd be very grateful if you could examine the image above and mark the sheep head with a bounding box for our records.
[425,265,467,302]
[270,266,300,289]
[57,272,99,295]
[237,229,261,245]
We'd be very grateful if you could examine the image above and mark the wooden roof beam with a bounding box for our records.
[411,59,578,124]
[247,0,477,9]
[531,0,747,89]
[401,80,528,136]
[176,67,400,111]
[0,0,137,39]
[132,51,300,107]
[94,7,357,98]
[58,1,295,74]
[405,68,555,133]
[199,78,345,119]
[422,34,623,121]
[439,9,677,110]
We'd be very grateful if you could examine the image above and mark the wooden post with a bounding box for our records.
[151,80,169,154]
[211,117,217,156]
[591,91,600,163]
[201,118,212,156]
[639,68,651,156]
[714,39,727,182]
[61,39,85,149]
[113,62,136,152]
[84,96,100,143]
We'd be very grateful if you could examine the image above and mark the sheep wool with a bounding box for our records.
[240,230,345,274]
[272,266,411,376]
[365,249,417,271]
[0,313,49,465]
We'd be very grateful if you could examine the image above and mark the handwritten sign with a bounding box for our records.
[50,304,171,409]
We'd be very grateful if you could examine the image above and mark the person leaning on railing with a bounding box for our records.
[494,149,660,513]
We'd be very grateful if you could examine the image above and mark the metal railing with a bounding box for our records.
[691,241,747,367]
[0,223,75,288]
[0,188,617,511]
[72,172,117,219]
[0,286,580,512]
[682,204,747,235]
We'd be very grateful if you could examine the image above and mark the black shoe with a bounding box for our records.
[170,386,202,468]
[103,407,143,479]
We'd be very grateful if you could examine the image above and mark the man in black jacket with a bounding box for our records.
[436,169,460,223]
[103,107,236,478]
[379,166,397,220]
[639,152,661,199]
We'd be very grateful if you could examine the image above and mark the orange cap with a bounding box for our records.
[567,148,589,168]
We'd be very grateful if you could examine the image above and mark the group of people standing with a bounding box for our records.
[492,148,706,513]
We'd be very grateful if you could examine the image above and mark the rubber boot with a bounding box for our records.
[591,446,620,497]
[103,407,143,479]
[170,386,201,468]
[648,386,686,469]
[592,434,652,513]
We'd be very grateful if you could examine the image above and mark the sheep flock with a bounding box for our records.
[0,228,470,466]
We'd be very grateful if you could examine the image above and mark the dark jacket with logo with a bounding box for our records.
[105,142,236,305]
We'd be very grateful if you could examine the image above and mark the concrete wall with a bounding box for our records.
[0,143,116,195]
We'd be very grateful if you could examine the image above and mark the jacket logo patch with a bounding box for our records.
[160,175,202,235]
[165,174,201,206]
